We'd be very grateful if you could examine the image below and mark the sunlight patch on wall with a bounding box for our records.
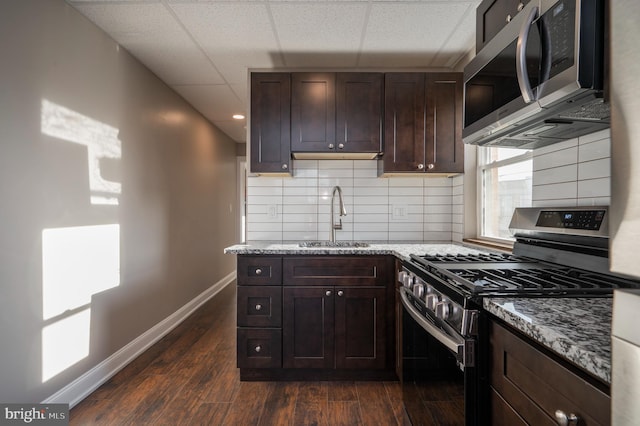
[41,224,120,382]
[42,309,91,383]
[41,99,122,205]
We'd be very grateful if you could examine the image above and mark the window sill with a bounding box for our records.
[463,238,513,253]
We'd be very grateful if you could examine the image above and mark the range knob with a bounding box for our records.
[403,273,415,289]
[413,283,425,299]
[398,271,408,284]
[435,300,452,320]
[426,293,440,311]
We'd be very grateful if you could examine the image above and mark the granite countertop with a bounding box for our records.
[484,297,612,384]
[224,241,488,262]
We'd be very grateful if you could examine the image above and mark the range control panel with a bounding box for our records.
[536,209,606,230]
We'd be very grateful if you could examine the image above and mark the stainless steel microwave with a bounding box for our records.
[463,0,609,149]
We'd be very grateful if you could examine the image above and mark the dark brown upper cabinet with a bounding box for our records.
[476,0,531,52]
[250,73,291,175]
[291,72,383,157]
[381,72,463,175]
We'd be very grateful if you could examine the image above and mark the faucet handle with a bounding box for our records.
[333,218,343,230]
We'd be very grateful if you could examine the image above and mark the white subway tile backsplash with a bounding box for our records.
[577,197,610,207]
[578,128,610,144]
[578,138,610,162]
[533,138,578,156]
[424,186,453,196]
[424,231,452,241]
[533,146,578,171]
[578,158,610,181]
[577,177,610,198]
[533,164,577,185]
[532,181,577,201]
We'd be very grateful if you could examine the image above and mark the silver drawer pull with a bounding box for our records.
[254,345,262,353]
[427,163,434,170]
[554,410,579,426]
[337,290,344,296]
[255,268,262,275]
[255,304,262,311]
[325,290,332,296]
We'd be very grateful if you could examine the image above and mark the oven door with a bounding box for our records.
[399,288,480,425]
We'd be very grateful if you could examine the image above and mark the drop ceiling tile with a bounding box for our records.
[429,3,478,68]
[171,84,244,123]
[359,2,471,68]
[70,3,224,85]
[269,2,368,67]
[169,3,282,86]
[213,120,247,143]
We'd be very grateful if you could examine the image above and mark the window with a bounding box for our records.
[478,147,533,241]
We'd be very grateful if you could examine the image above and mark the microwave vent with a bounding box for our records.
[558,99,610,121]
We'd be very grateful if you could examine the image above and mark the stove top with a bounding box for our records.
[409,252,640,296]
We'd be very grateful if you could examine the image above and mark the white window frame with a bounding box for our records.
[477,147,533,245]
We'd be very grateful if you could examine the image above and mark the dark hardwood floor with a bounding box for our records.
[70,282,408,425]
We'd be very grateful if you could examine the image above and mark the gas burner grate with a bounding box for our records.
[418,253,529,263]
[450,267,634,294]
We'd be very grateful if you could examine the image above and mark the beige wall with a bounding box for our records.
[0,1,237,403]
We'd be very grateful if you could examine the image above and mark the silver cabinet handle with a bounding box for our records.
[329,144,335,149]
[506,14,512,23]
[282,163,288,170]
[338,143,344,149]
[517,2,524,11]
[254,345,262,353]
[255,304,262,311]
[325,290,332,296]
[417,164,425,170]
[427,163,434,170]
[554,410,579,426]
[337,290,344,296]
[255,268,262,275]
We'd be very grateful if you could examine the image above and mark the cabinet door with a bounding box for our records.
[283,287,334,369]
[382,73,426,173]
[336,73,383,153]
[291,73,336,153]
[425,73,464,174]
[335,287,386,369]
[250,73,291,174]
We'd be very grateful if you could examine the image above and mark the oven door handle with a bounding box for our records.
[400,289,467,366]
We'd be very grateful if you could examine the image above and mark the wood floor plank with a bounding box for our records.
[293,401,329,426]
[297,381,328,403]
[257,382,299,426]
[325,401,363,426]
[223,401,264,426]
[122,374,182,425]
[185,402,231,426]
[328,381,358,401]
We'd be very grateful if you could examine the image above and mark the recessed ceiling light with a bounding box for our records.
[232,114,245,120]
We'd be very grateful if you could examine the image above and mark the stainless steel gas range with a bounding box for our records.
[398,206,640,425]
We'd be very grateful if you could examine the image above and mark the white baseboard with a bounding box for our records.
[43,271,236,408]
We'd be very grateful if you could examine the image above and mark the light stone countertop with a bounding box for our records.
[225,241,613,385]
[224,241,488,261]
[484,297,612,384]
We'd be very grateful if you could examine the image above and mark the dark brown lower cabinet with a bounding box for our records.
[490,320,610,425]
[283,286,386,370]
[237,255,395,380]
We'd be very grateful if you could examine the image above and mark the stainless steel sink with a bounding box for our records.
[298,241,369,248]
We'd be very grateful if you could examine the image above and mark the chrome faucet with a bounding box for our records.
[330,186,347,242]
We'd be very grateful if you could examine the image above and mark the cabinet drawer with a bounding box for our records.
[237,328,282,369]
[490,321,610,425]
[237,256,282,285]
[283,256,393,286]
[237,286,282,327]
